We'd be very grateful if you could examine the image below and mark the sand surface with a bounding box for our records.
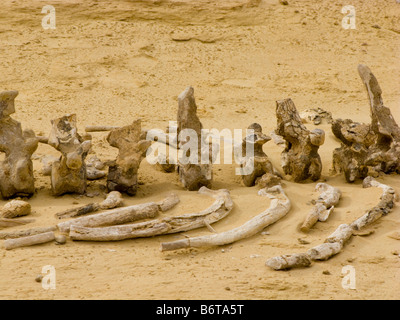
[0,0,399,300]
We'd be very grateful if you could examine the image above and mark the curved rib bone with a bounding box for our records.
[266,177,396,270]
[160,185,290,251]
[58,193,179,233]
[69,187,233,241]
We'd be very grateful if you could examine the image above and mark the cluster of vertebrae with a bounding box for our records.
[0,65,398,271]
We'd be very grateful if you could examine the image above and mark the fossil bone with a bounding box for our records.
[106,119,151,195]
[275,98,324,182]
[301,183,341,232]
[69,187,233,241]
[176,86,213,191]
[58,193,179,233]
[160,185,290,251]
[55,191,124,219]
[47,114,91,196]
[266,177,395,270]
[3,231,55,250]
[332,64,400,182]
[239,123,281,188]
[0,91,38,199]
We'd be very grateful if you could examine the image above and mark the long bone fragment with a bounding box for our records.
[0,218,34,228]
[0,226,57,240]
[58,193,179,233]
[266,177,395,270]
[69,188,233,241]
[55,191,123,219]
[300,183,341,232]
[3,231,55,250]
[160,185,290,251]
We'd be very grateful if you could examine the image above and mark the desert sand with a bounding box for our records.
[0,0,399,300]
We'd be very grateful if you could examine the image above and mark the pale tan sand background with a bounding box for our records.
[0,0,399,299]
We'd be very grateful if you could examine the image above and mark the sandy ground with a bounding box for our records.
[0,0,399,300]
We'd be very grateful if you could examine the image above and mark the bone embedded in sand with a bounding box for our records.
[160,185,289,251]
[0,218,35,228]
[301,183,341,232]
[268,177,396,269]
[106,119,152,195]
[0,90,39,199]
[47,114,91,196]
[238,123,280,188]
[55,191,124,219]
[85,125,120,132]
[176,86,213,191]
[275,98,324,182]
[69,188,231,242]
[3,231,55,250]
[266,253,312,270]
[332,65,400,182]
[58,193,179,233]
[351,176,396,230]
[0,226,57,240]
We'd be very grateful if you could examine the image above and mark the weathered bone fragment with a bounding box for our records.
[3,231,55,250]
[388,232,400,240]
[58,193,179,233]
[69,188,232,241]
[0,226,56,240]
[40,155,59,176]
[85,126,120,132]
[266,253,312,270]
[350,176,395,230]
[275,98,324,182]
[0,200,31,219]
[239,123,281,188]
[0,218,34,228]
[300,107,333,125]
[47,114,91,196]
[301,183,341,232]
[86,155,106,170]
[55,191,123,219]
[0,91,38,199]
[160,185,289,251]
[176,86,213,191]
[106,119,151,195]
[332,65,400,182]
[266,177,396,270]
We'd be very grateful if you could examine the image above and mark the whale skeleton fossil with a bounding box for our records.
[57,193,180,234]
[67,187,233,241]
[266,177,396,270]
[160,185,290,252]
